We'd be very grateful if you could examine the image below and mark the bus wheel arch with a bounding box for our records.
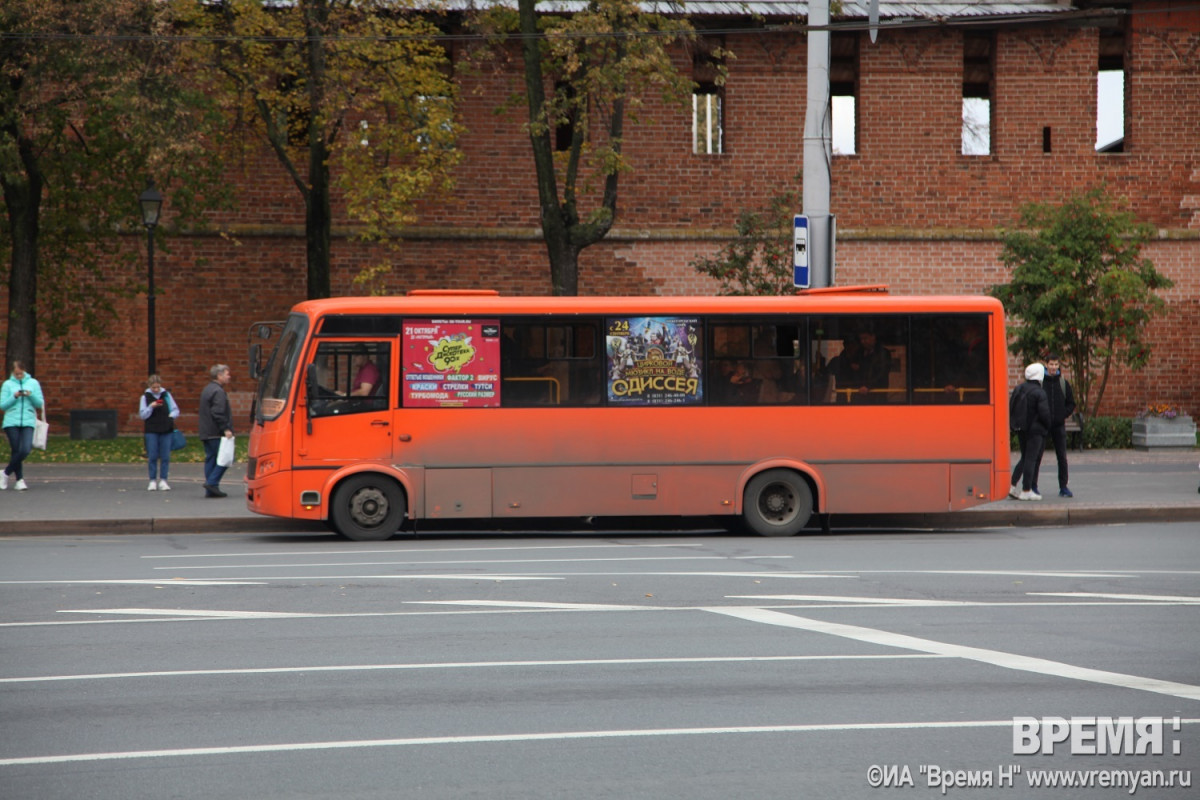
[330,473,407,541]
[741,468,816,537]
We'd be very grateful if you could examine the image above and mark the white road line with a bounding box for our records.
[1028,592,1200,603]
[707,607,1200,702]
[725,595,972,606]
[812,570,1138,579]
[0,574,560,587]
[0,579,266,586]
[141,543,711,559]
[150,555,793,570]
[407,600,650,610]
[57,608,314,619]
[4,719,1197,767]
[0,654,950,684]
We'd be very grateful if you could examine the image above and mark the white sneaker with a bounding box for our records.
[158,480,171,491]
[15,479,28,491]
[1009,483,1020,499]
[148,480,158,491]
[1018,489,1042,501]
[0,472,7,490]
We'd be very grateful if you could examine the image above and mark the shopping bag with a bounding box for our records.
[32,411,49,450]
[170,429,187,451]
[216,435,235,467]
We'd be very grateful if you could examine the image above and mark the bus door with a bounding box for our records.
[295,340,394,468]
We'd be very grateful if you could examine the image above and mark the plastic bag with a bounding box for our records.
[32,414,49,450]
[216,435,235,467]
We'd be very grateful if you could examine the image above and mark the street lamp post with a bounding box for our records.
[139,180,164,376]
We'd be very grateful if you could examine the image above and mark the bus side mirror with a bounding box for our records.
[249,343,263,381]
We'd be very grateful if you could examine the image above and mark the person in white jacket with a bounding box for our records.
[1,360,45,491]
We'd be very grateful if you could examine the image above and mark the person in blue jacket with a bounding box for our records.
[1,360,45,491]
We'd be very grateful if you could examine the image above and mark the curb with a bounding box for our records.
[3,507,1199,536]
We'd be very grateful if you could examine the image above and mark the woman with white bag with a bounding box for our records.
[1,360,45,491]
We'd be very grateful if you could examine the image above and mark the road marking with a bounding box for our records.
[707,607,1200,702]
[58,608,313,619]
[1028,592,1200,603]
[407,600,650,610]
[726,594,972,606]
[0,574,560,587]
[4,719,1197,767]
[141,543,712,559]
[812,570,1138,579]
[0,579,265,586]
[0,654,949,684]
[150,555,793,570]
[4,596,1195,629]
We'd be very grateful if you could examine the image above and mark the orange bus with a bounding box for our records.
[245,288,1009,540]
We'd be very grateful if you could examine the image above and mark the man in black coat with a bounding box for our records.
[1009,363,1051,501]
[1036,354,1077,497]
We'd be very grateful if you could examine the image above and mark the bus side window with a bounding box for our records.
[911,315,989,404]
[813,315,907,404]
[501,320,601,407]
[308,341,391,417]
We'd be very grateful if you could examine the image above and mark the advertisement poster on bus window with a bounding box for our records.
[402,319,501,407]
[606,316,703,406]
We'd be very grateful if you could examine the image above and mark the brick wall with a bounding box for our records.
[4,11,1198,432]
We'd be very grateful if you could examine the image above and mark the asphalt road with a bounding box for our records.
[2,523,1198,799]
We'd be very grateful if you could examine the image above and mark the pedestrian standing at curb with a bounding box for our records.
[1,360,44,492]
[198,364,233,498]
[1036,354,1076,498]
[1009,363,1050,501]
[139,374,180,492]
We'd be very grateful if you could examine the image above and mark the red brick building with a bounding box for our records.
[8,1,1199,433]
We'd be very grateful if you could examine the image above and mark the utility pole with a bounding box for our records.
[802,0,833,288]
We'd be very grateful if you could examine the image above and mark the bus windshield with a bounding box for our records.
[256,314,308,422]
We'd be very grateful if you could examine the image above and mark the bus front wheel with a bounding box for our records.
[743,469,813,536]
[331,475,406,541]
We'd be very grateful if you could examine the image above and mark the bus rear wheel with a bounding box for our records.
[743,469,813,536]
[331,474,406,541]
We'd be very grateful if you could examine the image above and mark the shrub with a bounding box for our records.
[1082,416,1133,450]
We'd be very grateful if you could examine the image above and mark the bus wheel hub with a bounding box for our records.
[350,488,388,526]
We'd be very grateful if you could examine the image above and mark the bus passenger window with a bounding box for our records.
[812,316,906,404]
[501,320,601,407]
[911,315,990,403]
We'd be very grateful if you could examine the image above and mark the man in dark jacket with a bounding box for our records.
[1037,354,1077,497]
[198,364,234,498]
[1009,363,1051,501]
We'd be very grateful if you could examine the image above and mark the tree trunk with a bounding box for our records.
[1,134,42,374]
[306,139,332,299]
[303,0,332,300]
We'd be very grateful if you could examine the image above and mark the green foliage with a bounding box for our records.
[0,0,229,365]
[988,187,1173,418]
[181,0,462,299]
[690,190,799,295]
[1081,416,1133,450]
[22,436,247,464]
[470,0,699,295]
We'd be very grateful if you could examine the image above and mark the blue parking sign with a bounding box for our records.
[793,215,809,288]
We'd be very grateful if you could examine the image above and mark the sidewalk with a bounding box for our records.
[0,450,1197,536]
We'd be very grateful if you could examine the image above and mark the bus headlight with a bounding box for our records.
[255,453,280,479]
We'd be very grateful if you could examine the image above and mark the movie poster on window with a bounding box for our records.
[606,316,703,406]
[403,319,501,407]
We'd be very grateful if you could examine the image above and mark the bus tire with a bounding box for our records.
[743,469,813,536]
[331,474,406,541]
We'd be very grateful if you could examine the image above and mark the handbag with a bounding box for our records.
[32,406,49,451]
[170,429,186,451]
[216,435,235,467]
